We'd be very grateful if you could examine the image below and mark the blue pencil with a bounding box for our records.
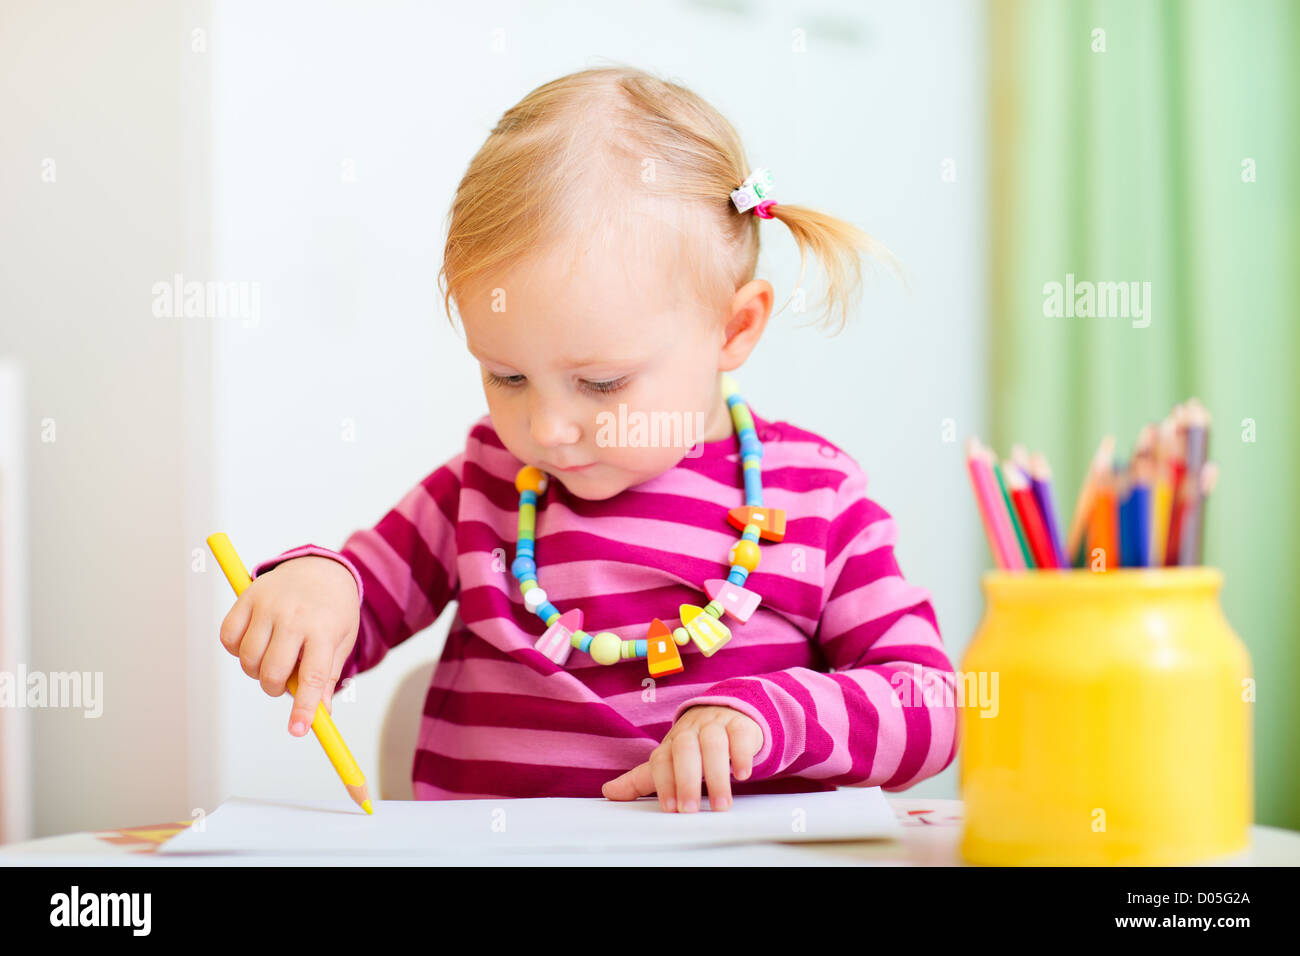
[1128,483,1151,567]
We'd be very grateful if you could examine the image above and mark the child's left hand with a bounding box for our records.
[601,705,763,812]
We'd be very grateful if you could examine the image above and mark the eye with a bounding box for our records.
[581,377,629,395]
[484,371,525,389]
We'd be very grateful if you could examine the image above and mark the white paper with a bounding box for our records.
[2,844,867,867]
[158,788,899,856]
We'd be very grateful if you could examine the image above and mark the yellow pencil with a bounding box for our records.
[207,532,373,814]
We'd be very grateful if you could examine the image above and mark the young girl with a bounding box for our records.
[220,66,957,814]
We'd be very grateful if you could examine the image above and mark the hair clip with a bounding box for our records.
[731,168,775,214]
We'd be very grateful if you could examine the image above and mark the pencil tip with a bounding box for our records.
[362,799,374,814]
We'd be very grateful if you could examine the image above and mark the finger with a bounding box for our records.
[698,721,733,811]
[238,606,275,681]
[286,636,334,736]
[218,589,255,656]
[258,619,303,699]
[671,729,703,813]
[322,645,346,715]
[649,745,676,812]
[729,716,763,781]
[601,762,655,801]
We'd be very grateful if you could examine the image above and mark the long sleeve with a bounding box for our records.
[251,452,465,682]
[671,460,958,791]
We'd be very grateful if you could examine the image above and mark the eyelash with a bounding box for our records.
[484,372,629,395]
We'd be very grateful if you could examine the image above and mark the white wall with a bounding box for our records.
[0,0,212,839]
[210,0,986,805]
[1,0,984,840]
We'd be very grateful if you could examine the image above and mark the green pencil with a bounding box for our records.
[994,460,1035,567]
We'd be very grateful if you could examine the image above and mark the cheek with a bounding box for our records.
[484,390,527,451]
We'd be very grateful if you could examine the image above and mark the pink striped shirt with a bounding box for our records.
[253,410,957,799]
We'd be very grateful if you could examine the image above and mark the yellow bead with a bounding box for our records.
[589,631,622,666]
[728,539,761,572]
[515,466,548,494]
[679,604,732,657]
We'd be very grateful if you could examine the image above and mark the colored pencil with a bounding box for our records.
[993,457,1035,568]
[1177,400,1211,566]
[979,443,1028,570]
[1128,455,1153,567]
[1027,452,1069,568]
[1086,463,1118,571]
[1066,435,1116,561]
[1164,405,1188,566]
[1150,416,1177,566]
[1007,463,1058,568]
[1190,461,1218,566]
[965,438,1009,569]
[962,402,1216,573]
[1117,467,1136,567]
[969,439,1025,570]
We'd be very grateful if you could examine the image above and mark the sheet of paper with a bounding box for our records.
[2,843,866,867]
[158,788,899,856]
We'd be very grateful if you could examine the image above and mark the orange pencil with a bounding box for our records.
[1086,463,1118,571]
[1066,435,1116,561]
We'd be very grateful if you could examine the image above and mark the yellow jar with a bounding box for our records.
[959,568,1253,865]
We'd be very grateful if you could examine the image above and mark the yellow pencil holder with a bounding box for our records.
[959,568,1253,866]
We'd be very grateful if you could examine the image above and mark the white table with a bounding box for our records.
[2,799,1297,866]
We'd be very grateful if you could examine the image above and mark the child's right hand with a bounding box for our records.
[218,555,361,737]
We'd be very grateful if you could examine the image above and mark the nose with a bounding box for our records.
[527,388,582,449]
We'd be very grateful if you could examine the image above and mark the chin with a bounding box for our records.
[552,471,626,501]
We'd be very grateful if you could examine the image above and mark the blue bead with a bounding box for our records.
[740,436,763,459]
[742,529,759,543]
[577,631,594,653]
[744,469,764,506]
[725,393,743,408]
[633,639,647,658]
[511,556,536,579]
[538,602,560,621]
[738,426,757,443]
[520,490,537,506]
[728,567,749,586]
[516,542,534,556]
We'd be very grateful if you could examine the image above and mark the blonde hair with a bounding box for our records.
[437,64,894,335]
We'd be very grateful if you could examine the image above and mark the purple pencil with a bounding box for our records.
[1028,453,1069,569]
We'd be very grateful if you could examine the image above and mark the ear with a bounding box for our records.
[718,279,774,372]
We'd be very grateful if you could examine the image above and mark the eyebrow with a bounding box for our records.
[467,344,638,371]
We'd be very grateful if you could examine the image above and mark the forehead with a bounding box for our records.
[460,238,700,367]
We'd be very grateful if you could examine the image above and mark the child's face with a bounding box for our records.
[459,240,738,500]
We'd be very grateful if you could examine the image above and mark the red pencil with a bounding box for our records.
[1006,463,1058,569]
[1164,404,1188,566]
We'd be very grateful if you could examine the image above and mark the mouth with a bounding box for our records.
[548,462,595,473]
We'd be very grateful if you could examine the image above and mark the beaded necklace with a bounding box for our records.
[510,374,786,677]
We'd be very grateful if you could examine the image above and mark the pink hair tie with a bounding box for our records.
[753,199,777,219]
